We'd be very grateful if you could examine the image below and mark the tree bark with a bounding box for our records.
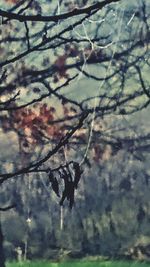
[0,222,6,267]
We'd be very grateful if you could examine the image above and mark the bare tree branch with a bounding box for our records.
[0,0,120,23]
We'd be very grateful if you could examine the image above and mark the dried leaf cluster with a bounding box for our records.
[48,162,83,209]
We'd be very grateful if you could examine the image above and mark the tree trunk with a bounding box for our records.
[0,222,6,267]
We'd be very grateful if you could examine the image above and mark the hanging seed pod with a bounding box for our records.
[68,181,75,209]
[59,167,75,208]
[51,177,60,197]
[48,171,54,182]
[59,188,68,206]
[48,171,60,197]
[73,162,83,189]
[59,181,75,209]
[59,168,69,205]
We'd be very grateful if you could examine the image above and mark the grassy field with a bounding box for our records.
[6,261,150,267]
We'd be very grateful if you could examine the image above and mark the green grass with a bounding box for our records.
[6,261,150,267]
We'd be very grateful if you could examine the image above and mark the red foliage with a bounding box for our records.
[1,104,64,150]
[4,0,18,4]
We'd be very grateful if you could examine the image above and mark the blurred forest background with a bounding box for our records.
[0,0,150,264]
[1,109,150,262]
